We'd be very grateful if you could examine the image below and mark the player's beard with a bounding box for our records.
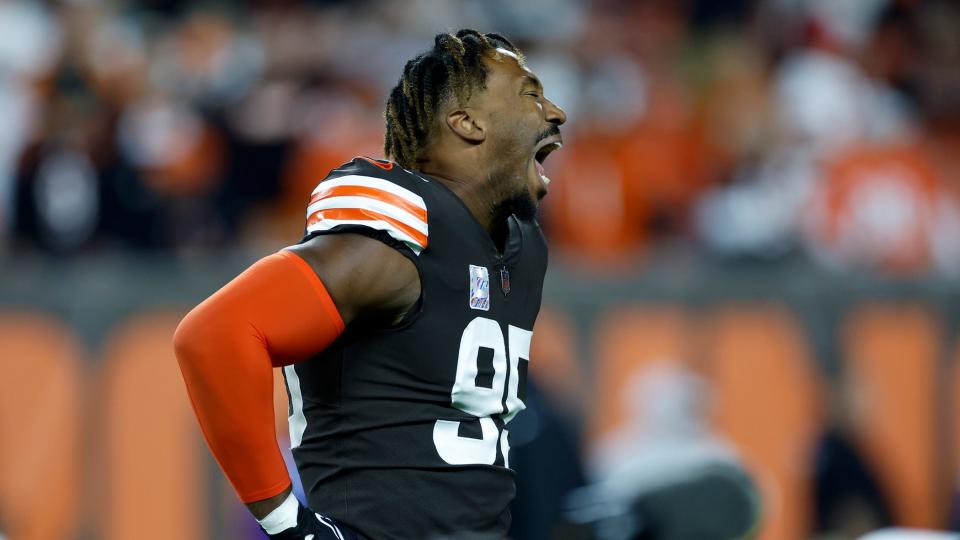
[491,152,541,221]
[487,121,548,222]
[507,125,558,221]
[499,190,538,221]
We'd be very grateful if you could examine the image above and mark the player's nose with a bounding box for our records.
[543,97,567,126]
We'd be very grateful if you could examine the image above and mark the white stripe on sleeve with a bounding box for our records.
[306,218,425,255]
[312,175,425,210]
[284,365,307,449]
[306,195,427,235]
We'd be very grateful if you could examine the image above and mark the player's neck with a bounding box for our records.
[420,170,498,226]
[418,150,520,250]
[416,169,510,254]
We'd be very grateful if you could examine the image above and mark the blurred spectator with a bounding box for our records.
[569,363,758,539]
[270,83,383,242]
[812,428,893,539]
[0,0,955,279]
[586,363,740,484]
[0,0,62,255]
[814,368,898,538]
[2,1,960,538]
[802,142,960,277]
[696,0,920,262]
[508,381,587,540]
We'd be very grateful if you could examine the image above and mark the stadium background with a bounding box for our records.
[1,0,959,538]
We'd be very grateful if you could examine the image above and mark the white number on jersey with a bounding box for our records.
[433,317,531,467]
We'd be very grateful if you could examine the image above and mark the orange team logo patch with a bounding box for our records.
[360,156,394,170]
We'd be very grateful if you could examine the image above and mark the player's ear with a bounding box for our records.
[445,108,486,144]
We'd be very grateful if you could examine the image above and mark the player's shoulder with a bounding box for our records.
[306,156,430,255]
[322,156,425,190]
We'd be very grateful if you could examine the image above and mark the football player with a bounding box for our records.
[174,29,565,539]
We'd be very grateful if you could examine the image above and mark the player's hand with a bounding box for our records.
[262,503,346,539]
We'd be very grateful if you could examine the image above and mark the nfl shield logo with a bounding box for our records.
[468,265,490,311]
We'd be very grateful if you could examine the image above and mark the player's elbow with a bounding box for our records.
[173,304,222,370]
[173,309,204,366]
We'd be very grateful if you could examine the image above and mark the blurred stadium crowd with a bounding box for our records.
[2,0,959,276]
[3,0,960,539]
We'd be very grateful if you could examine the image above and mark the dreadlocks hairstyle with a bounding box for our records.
[384,29,524,170]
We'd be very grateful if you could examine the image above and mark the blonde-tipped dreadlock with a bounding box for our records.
[384,29,524,170]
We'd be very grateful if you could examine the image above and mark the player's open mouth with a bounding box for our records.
[534,136,562,186]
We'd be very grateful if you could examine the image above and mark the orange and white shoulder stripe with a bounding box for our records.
[306,175,428,255]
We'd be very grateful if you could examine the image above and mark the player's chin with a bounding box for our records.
[527,162,549,200]
[530,180,547,203]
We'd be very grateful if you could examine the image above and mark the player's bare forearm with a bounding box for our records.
[247,486,293,520]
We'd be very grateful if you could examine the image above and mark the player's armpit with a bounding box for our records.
[173,251,344,503]
[286,233,421,327]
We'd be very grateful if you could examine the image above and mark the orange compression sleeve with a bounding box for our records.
[173,250,345,503]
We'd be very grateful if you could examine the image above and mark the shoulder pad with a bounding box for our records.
[305,157,428,255]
